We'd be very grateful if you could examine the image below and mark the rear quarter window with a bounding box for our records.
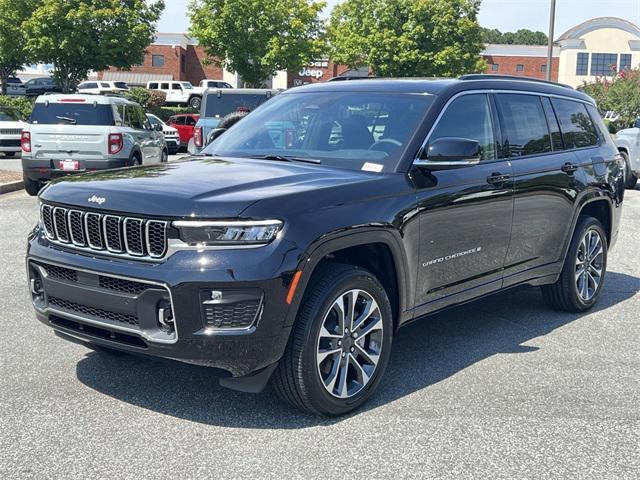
[551,98,599,149]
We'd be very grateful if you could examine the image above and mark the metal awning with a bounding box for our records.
[102,72,173,86]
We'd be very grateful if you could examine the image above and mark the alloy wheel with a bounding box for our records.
[575,228,604,301]
[316,289,384,399]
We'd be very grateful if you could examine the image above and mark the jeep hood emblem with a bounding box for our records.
[87,195,106,205]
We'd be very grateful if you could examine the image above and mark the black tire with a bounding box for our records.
[24,176,41,196]
[161,149,168,163]
[4,151,15,157]
[271,263,393,416]
[620,151,638,189]
[189,96,202,109]
[542,216,608,313]
[132,153,142,166]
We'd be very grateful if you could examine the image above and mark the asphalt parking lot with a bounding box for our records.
[0,187,638,479]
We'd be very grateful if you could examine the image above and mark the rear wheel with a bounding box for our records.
[189,96,202,109]
[132,153,142,166]
[271,264,393,416]
[23,175,41,196]
[542,216,607,312]
[620,151,638,189]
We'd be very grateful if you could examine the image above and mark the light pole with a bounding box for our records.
[546,0,557,81]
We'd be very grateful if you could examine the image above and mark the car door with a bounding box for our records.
[160,82,172,102]
[412,92,514,315]
[498,94,592,287]
[126,106,158,163]
[169,116,187,144]
[183,115,197,142]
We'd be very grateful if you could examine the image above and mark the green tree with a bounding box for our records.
[580,69,640,129]
[0,0,34,95]
[23,0,164,93]
[481,27,548,45]
[189,0,326,87]
[328,0,486,78]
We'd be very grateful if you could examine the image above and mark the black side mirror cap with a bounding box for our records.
[415,137,481,170]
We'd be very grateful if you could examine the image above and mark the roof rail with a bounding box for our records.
[459,74,574,89]
[328,75,378,82]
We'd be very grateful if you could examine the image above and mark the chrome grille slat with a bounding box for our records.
[39,205,168,261]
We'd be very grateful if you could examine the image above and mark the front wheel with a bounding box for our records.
[160,149,168,163]
[271,264,393,416]
[620,151,638,189]
[542,216,607,312]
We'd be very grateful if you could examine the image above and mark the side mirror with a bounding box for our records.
[206,127,227,145]
[415,137,481,170]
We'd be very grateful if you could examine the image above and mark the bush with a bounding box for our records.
[124,87,166,109]
[0,95,35,120]
[149,106,198,121]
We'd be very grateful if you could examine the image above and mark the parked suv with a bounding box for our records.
[77,81,129,95]
[191,88,278,154]
[146,81,203,108]
[614,117,640,189]
[26,77,624,416]
[146,113,180,154]
[21,94,167,195]
[167,113,199,148]
[25,77,61,96]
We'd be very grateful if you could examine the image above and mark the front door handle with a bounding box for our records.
[561,162,578,174]
[487,173,511,185]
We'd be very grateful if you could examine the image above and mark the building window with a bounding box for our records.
[576,53,589,76]
[491,64,499,72]
[516,64,524,72]
[541,64,547,73]
[590,53,618,76]
[620,54,632,71]
[152,55,165,67]
[180,54,186,73]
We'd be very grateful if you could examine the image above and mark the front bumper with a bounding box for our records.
[165,138,179,153]
[26,227,300,378]
[22,157,129,181]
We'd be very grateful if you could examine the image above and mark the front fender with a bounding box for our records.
[283,227,413,328]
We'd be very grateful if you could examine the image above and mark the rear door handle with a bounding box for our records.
[487,173,511,185]
[561,162,578,174]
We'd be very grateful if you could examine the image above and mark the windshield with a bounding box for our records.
[30,103,114,125]
[114,82,128,89]
[181,82,193,89]
[0,108,21,122]
[202,91,433,172]
[146,114,165,127]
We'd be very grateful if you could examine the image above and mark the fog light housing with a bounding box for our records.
[199,289,263,330]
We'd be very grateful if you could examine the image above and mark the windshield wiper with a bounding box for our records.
[250,154,321,165]
[55,116,77,125]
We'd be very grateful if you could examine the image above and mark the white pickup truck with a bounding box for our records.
[614,119,640,189]
[146,81,204,109]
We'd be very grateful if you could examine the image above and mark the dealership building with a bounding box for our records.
[93,17,640,89]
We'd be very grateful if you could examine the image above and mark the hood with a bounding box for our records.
[40,157,381,218]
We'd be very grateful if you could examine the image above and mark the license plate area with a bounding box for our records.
[59,159,79,171]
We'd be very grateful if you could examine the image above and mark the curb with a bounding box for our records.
[0,180,24,195]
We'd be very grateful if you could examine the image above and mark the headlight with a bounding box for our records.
[172,220,283,246]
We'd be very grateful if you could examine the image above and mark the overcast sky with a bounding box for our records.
[158,0,640,38]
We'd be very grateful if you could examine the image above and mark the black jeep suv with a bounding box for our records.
[27,76,624,416]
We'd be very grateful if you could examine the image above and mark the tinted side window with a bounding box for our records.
[430,94,495,161]
[149,83,158,89]
[551,98,599,149]
[496,94,551,157]
[171,116,185,126]
[127,107,144,129]
[184,116,196,126]
[541,97,564,151]
[160,83,170,90]
[585,104,613,145]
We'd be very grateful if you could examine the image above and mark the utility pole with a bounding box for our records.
[546,0,557,81]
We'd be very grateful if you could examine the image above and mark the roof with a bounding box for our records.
[286,77,593,103]
[102,71,172,85]
[153,33,196,49]
[557,17,640,41]
[33,94,135,105]
[483,44,559,57]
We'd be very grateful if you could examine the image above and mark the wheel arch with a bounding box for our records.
[284,229,412,331]
[561,193,613,262]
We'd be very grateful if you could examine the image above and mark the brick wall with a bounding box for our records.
[483,55,559,81]
[98,44,223,85]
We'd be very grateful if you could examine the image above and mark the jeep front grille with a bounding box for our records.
[41,204,168,260]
